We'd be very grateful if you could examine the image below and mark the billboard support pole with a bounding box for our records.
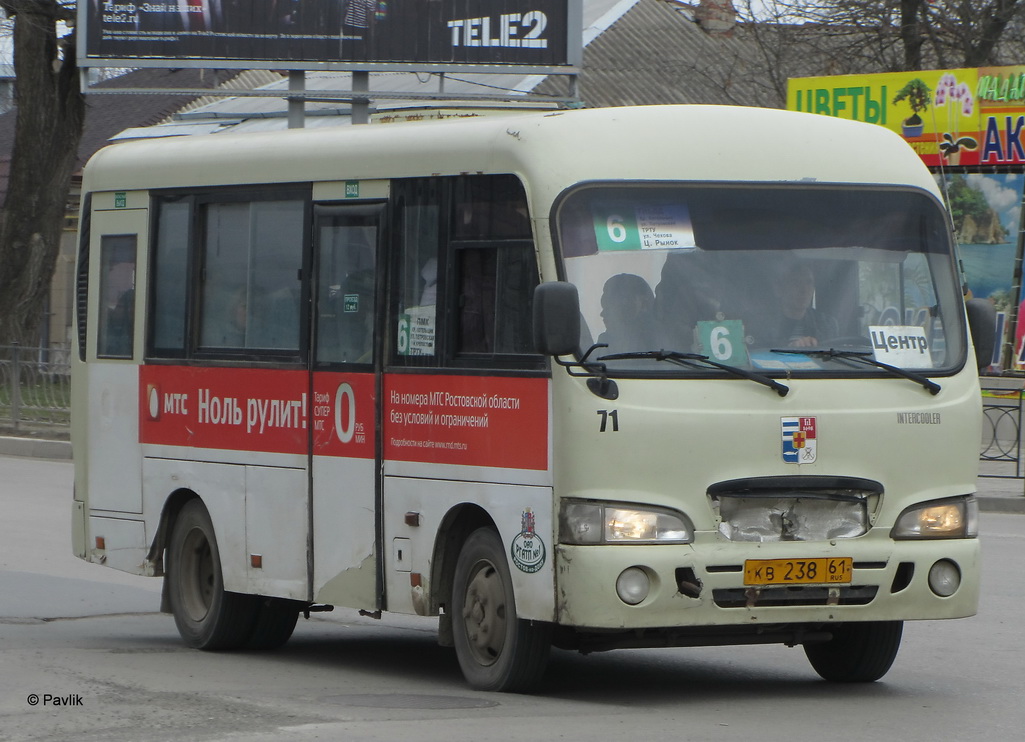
[352,71,370,126]
[288,71,305,129]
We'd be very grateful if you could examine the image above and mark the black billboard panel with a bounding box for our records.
[82,1,577,69]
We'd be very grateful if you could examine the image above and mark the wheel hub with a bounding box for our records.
[462,561,507,665]
[180,526,214,622]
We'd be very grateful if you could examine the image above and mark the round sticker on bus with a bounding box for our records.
[510,508,546,573]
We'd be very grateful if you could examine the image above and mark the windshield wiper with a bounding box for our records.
[770,348,941,395]
[598,350,790,397]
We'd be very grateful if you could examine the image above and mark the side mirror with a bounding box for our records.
[965,298,996,371]
[533,282,580,356]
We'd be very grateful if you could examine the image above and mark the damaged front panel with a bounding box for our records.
[710,477,882,543]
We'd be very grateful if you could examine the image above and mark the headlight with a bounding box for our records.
[560,501,693,544]
[891,496,978,539]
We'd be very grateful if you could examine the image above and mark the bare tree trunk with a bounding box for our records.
[900,0,926,70]
[963,0,1022,65]
[0,1,85,346]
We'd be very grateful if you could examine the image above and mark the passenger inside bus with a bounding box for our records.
[764,260,838,348]
[596,273,656,355]
[654,252,723,352]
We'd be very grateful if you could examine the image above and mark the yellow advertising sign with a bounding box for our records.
[788,66,1025,167]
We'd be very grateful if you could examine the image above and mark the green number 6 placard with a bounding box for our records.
[696,320,748,365]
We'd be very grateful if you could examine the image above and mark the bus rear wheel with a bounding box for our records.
[167,499,258,650]
[451,527,552,692]
[245,598,301,650]
[804,621,903,682]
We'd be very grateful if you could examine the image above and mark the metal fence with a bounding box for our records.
[0,344,72,433]
[980,386,1024,479]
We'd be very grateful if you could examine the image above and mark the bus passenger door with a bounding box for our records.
[309,203,384,611]
[85,201,148,518]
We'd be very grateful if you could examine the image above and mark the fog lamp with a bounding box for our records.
[616,567,650,605]
[928,559,961,597]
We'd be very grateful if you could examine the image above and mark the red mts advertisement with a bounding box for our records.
[311,372,375,459]
[383,374,549,471]
[140,366,547,469]
[140,366,375,458]
[141,365,308,454]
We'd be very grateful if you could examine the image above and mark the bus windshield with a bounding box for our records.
[555,183,966,377]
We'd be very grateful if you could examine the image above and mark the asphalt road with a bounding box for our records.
[2,455,1023,742]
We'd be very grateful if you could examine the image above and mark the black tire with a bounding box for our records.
[245,598,301,650]
[166,499,258,650]
[804,621,904,682]
[451,527,552,692]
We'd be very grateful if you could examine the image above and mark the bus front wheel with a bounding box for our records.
[804,621,903,682]
[167,499,257,650]
[451,527,552,692]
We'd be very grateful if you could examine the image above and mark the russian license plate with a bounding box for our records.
[744,557,853,586]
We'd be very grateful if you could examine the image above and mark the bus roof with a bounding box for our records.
[82,105,938,203]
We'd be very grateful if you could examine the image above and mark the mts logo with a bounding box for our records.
[163,392,189,415]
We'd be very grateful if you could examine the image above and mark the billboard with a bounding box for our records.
[787,65,1025,168]
[81,1,580,72]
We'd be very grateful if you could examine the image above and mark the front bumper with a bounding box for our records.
[554,529,979,629]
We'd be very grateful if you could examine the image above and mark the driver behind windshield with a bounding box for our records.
[768,260,837,348]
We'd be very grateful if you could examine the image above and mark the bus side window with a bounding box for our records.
[455,243,538,355]
[390,174,540,365]
[97,235,137,359]
[452,176,532,240]
[198,200,304,352]
[450,174,538,358]
[249,200,304,350]
[199,203,249,349]
[151,201,190,354]
[393,183,441,362]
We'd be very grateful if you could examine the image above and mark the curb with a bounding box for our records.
[978,496,1025,515]
[0,436,72,460]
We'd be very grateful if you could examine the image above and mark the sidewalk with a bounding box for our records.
[973,475,1025,514]
[2,434,1022,514]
